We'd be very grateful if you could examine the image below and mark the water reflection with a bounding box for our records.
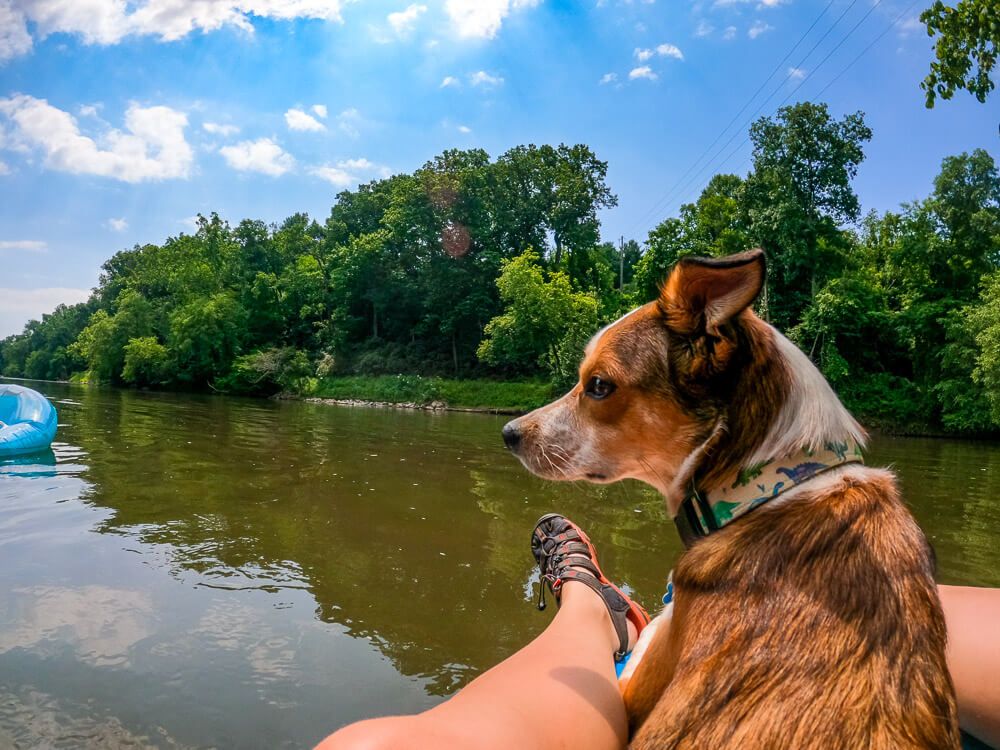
[1,381,999,748]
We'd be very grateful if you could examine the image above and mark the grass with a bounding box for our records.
[304,375,554,412]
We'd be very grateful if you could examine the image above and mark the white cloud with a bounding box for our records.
[0,159,9,175]
[0,240,46,251]
[457,124,471,133]
[634,43,683,62]
[107,217,128,232]
[311,104,327,119]
[335,107,362,137]
[284,107,326,132]
[0,1,33,62]
[787,66,805,80]
[387,3,426,35]
[599,72,617,84]
[440,75,460,88]
[0,287,92,337]
[470,70,504,87]
[722,25,737,40]
[629,65,657,81]
[0,0,352,62]
[444,0,539,40]
[0,94,193,182]
[656,42,683,60]
[748,20,773,39]
[78,104,100,117]
[694,20,713,37]
[310,157,390,188]
[219,137,294,176]
[202,121,239,136]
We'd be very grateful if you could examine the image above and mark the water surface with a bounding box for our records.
[2,382,999,748]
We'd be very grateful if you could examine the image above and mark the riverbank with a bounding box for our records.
[300,375,553,414]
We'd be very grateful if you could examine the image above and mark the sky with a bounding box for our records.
[0,0,996,338]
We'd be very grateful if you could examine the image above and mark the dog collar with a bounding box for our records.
[674,441,865,548]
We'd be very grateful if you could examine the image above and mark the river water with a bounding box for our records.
[1,381,999,749]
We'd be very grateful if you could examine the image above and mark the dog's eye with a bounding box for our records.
[585,376,616,400]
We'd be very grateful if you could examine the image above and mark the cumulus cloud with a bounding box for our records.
[334,107,362,137]
[0,287,91,338]
[309,157,390,188]
[203,121,239,136]
[457,124,471,133]
[0,240,46,251]
[629,66,657,81]
[748,20,773,39]
[219,137,294,176]
[311,104,327,118]
[387,3,426,35]
[440,75,460,88]
[635,43,683,62]
[0,160,9,174]
[787,66,805,80]
[0,94,193,182]
[694,20,713,37]
[0,1,33,62]
[599,72,617,84]
[107,217,127,232]
[470,70,504,87]
[0,0,353,61]
[444,0,539,40]
[722,25,737,40]
[284,107,326,132]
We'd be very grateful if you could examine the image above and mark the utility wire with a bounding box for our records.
[625,0,838,234]
[628,0,862,238]
[669,0,892,212]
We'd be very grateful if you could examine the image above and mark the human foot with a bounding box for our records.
[530,513,650,660]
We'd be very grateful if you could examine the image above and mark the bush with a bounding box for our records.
[122,337,170,387]
[221,347,312,395]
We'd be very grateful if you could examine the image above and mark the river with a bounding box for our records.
[1,381,999,748]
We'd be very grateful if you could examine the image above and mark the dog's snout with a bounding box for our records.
[502,421,522,451]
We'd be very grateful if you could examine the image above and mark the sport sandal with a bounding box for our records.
[531,513,651,661]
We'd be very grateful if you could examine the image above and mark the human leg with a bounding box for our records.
[317,516,643,750]
[939,584,1000,748]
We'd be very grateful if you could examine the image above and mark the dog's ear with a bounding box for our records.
[658,249,765,337]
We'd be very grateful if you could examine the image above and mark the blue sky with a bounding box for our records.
[0,0,996,337]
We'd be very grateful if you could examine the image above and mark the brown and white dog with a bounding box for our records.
[502,250,959,749]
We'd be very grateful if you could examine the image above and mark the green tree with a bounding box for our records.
[743,102,872,329]
[478,250,599,385]
[921,0,1000,106]
[122,337,170,387]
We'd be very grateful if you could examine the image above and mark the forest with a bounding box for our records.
[1,100,999,434]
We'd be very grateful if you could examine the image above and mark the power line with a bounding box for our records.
[628,0,868,238]
[813,0,922,101]
[667,0,890,212]
[625,0,839,237]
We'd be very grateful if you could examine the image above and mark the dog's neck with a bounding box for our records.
[666,319,866,527]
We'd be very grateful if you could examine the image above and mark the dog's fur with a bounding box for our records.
[504,250,959,749]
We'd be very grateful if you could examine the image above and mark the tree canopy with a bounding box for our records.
[3,107,999,436]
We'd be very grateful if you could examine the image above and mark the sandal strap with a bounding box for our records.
[556,569,632,660]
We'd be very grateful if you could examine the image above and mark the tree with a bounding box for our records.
[478,250,599,386]
[122,337,170,387]
[743,102,872,329]
[921,0,1000,106]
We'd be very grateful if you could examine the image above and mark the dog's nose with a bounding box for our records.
[502,422,521,451]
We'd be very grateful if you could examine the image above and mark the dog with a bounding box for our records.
[502,249,959,749]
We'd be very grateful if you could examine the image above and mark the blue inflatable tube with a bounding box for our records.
[0,384,58,458]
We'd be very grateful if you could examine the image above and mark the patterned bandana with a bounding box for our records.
[674,441,865,548]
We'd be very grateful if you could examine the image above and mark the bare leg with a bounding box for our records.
[939,584,1000,748]
[317,580,634,750]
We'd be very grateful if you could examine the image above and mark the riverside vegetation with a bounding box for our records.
[2,101,999,433]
